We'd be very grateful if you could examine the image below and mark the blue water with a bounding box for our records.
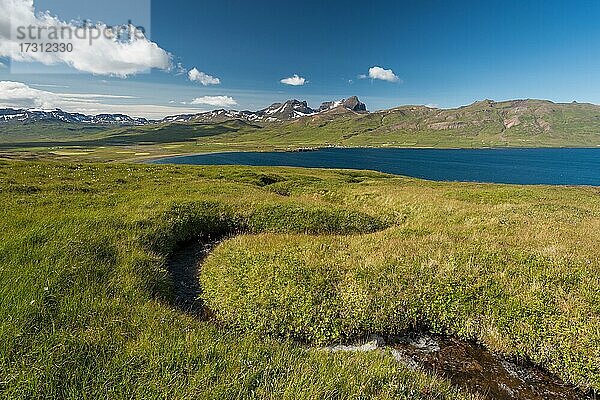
[152,148,600,186]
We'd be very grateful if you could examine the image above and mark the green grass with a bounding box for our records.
[0,161,475,399]
[2,160,599,397]
[200,178,600,391]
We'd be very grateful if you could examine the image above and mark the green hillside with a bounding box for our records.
[2,99,600,162]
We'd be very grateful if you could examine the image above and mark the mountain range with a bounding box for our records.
[0,108,149,125]
[2,97,600,149]
[0,96,368,126]
[161,96,368,124]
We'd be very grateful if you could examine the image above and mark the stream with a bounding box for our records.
[326,334,592,399]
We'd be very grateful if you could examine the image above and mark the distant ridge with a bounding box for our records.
[0,108,148,125]
[3,99,600,142]
[161,96,368,124]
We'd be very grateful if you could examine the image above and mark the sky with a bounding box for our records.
[0,0,599,118]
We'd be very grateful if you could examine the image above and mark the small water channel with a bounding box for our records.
[389,333,591,400]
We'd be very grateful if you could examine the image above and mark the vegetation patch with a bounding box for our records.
[2,160,599,396]
[199,179,600,392]
[3,161,465,399]
[248,204,390,234]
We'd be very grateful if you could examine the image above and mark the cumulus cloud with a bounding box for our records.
[189,96,237,107]
[0,80,57,108]
[280,74,306,86]
[188,68,221,85]
[0,80,207,118]
[362,66,401,83]
[0,0,172,76]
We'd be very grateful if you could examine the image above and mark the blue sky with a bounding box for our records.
[1,0,600,117]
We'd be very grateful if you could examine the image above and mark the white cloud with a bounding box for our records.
[0,80,137,109]
[0,0,172,76]
[280,74,306,86]
[363,66,401,83]
[30,83,69,88]
[0,80,56,108]
[188,68,221,85]
[0,61,6,68]
[0,80,208,118]
[174,62,187,76]
[56,93,137,100]
[189,96,237,107]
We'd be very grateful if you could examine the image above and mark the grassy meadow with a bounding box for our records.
[0,161,478,399]
[200,174,600,391]
[1,160,599,398]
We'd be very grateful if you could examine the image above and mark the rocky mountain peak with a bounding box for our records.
[342,96,367,112]
[258,99,316,120]
[319,96,367,113]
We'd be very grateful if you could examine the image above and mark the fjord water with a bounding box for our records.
[154,148,600,185]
